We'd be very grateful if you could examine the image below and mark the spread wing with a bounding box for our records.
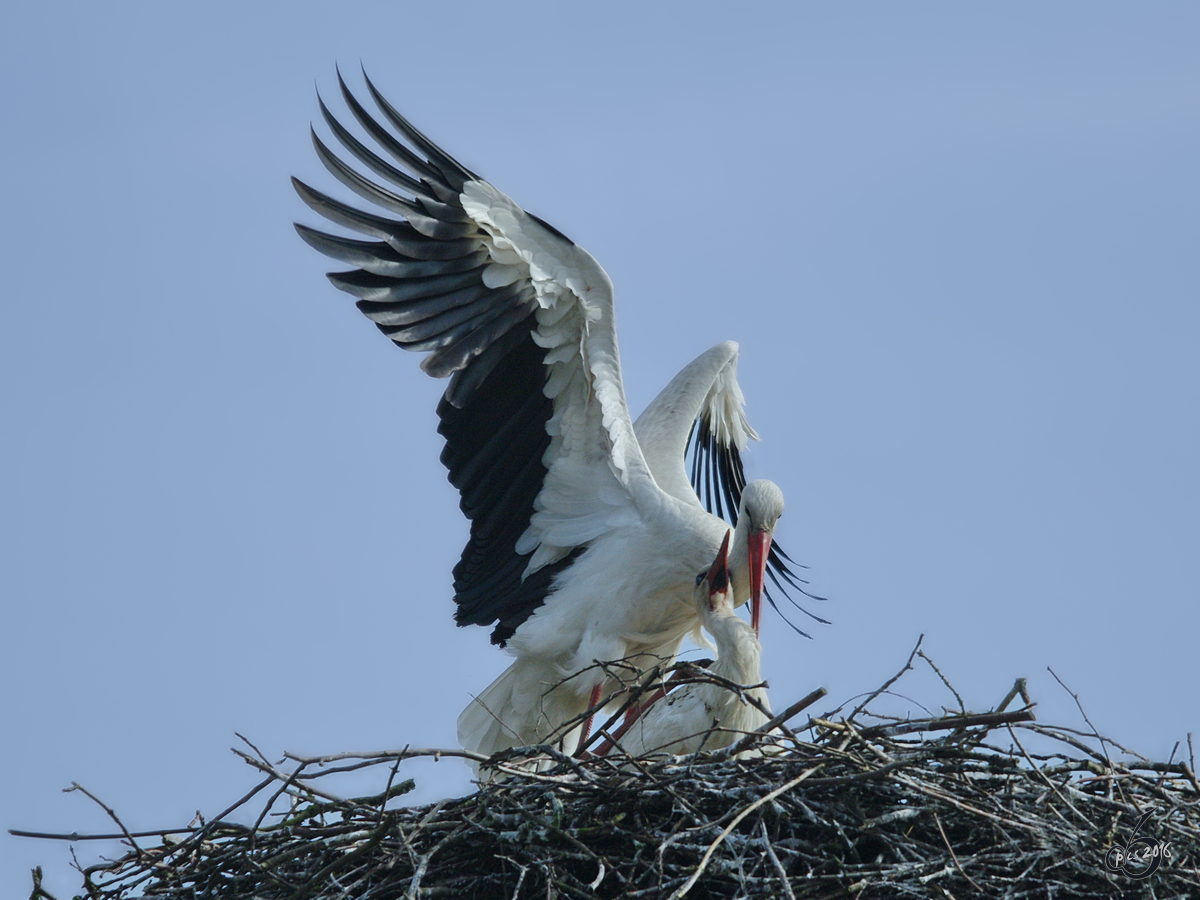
[633,344,828,630]
[293,70,661,644]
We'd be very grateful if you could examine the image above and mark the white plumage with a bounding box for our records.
[456,481,784,767]
[612,532,771,758]
[293,72,814,769]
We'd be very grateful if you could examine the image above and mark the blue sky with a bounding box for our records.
[3,4,1198,896]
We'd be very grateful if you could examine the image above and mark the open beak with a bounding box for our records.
[748,530,771,634]
[707,531,731,599]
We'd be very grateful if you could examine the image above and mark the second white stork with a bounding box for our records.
[292,71,823,763]
[610,531,771,758]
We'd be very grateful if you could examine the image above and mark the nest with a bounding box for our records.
[19,638,1200,899]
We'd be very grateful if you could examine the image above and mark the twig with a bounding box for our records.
[996,677,1029,713]
[1046,666,1119,804]
[28,866,59,900]
[284,747,489,766]
[63,784,143,858]
[10,827,204,842]
[848,634,924,722]
[668,763,826,899]
[919,649,964,712]
[759,819,796,900]
[813,707,1034,741]
[933,811,983,892]
[1005,725,1089,826]
[232,750,350,806]
[717,687,828,760]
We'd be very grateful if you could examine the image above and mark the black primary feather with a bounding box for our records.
[685,418,829,638]
[295,72,578,645]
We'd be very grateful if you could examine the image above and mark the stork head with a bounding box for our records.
[694,530,733,618]
[729,479,784,635]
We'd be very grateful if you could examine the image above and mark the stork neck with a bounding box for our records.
[704,609,761,686]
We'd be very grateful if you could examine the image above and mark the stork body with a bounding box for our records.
[294,73,810,765]
[457,482,782,762]
[615,533,770,758]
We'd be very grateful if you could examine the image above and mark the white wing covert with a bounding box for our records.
[634,341,757,511]
[459,180,649,573]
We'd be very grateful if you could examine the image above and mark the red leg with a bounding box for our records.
[593,672,692,757]
[577,683,604,751]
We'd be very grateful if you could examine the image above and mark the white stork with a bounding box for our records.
[608,531,770,758]
[292,71,823,763]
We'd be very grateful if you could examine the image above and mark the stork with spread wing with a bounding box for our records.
[293,71,823,762]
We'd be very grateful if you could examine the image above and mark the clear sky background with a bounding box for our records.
[3,4,1197,897]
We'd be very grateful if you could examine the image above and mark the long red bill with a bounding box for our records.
[748,531,771,635]
[707,531,731,597]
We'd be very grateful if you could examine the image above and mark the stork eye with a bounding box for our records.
[694,572,706,586]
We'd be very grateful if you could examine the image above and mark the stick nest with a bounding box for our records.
[21,641,1200,899]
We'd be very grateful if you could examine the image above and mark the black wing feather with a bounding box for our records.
[359,69,479,189]
[686,418,829,636]
[317,94,443,206]
[296,73,571,645]
[295,223,489,278]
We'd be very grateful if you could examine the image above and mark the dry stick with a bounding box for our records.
[893,771,1024,830]
[585,671,767,760]
[739,690,807,750]
[501,858,529,900]
[793,757,912,788]
[758,819,796,900]
[811,708,1034,742]
[933,811,984,893]
[235,732,275,768]
[919,649,965,713]
[848,633,924,722]
[1019,723,1109,766]
[545,655,674,758]
[871,708,1035,739]
[10,826,214,842]
[378,755,405,828]
[667,762,826,900]
[1158,740,1182,794]
[996,677,1029,713]
[405,802,451,898]
[251,761,310,839]
[28,866,57,900]
[145,773,276,861]
[839,718,892,768]
[604,744,707,822]
[1186,733,1200,796]
[715,687,828,760]
[505,799,611,891]
[1024,720,1149,761]
[1046,666,1123,806]
[233,750,351,807]
[63,783,144,858]
[486,751,598,785]
[602,673,776,759]
[285,747,489,766]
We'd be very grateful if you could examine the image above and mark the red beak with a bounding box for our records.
[707,531,731,599]
[748,530,771,635]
